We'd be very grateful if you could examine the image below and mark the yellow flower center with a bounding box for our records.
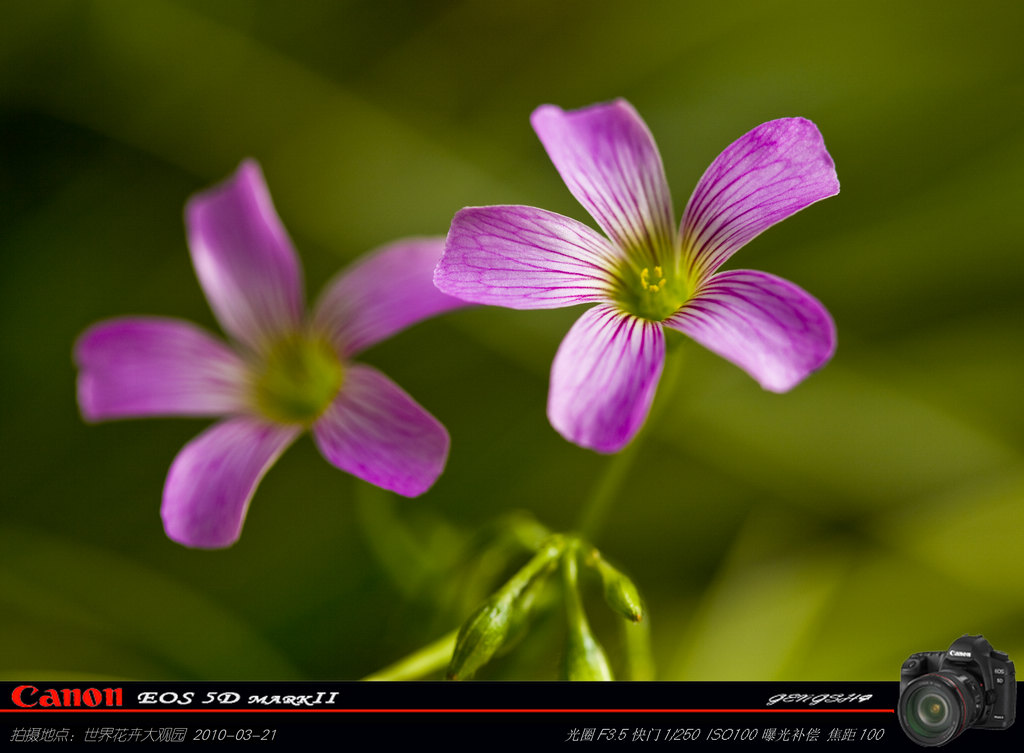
[254,335,344,424]
[614,264,687,321]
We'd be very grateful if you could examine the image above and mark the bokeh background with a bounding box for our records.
[3,0,1023,681]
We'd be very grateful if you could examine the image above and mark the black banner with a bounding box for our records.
[1,681,1019,748]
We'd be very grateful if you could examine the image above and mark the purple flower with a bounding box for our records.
[75,160,466,548]
[435,99,839,453]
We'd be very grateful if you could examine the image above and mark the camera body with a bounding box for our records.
[899,635,1015,746]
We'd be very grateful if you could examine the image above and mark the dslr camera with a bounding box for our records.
[898,635,1015,746]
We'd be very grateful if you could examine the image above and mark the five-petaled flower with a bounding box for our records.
[75,160,465,548]
[435,99,839,453]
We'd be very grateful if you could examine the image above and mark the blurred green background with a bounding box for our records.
[2,0,1023,681]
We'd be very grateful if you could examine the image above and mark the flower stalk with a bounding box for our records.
[361,629,459,682]
[562,541,613,681]
[577,339,686,541]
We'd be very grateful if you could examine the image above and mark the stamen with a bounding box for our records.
[641,266,667,293]
[616,265,684,322]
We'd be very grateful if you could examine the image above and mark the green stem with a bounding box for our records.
[561,541,584,626]
[360,629,458,681]
[622,614,655,680]
[576,441,639,541]
[576,340,686,541]
[561,540,613,680]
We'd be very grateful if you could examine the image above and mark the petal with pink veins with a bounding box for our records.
[680,118,839,282]
[313,364,449,497]
[75,317,251,421]
[314,237,468,358]
[185,160,305,352]
[162,417,301,549]
[548,303,665,453]
[666,269,835,392]
[531,100,676,265]
[435,205,622,310]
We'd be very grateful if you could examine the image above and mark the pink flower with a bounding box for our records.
[75,161,465,548]
[436,100,839,453]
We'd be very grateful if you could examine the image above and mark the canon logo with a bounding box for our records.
[11,685,123,709]
[949,649,972,658]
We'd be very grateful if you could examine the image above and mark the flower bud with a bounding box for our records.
[447,537,564,680]
[564,621,613,681]
[446,592,515,681]
[589,551,644,622]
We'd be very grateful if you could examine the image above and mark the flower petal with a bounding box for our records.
[162,417,301,549]
[665,270,835,392]
[313,237,467,358]
[313,364,449,497]
[531,100,676,266]
[548,303,665,453]
[74,317,251,421]
[680,118,839,281]
[435,205,623,310]
[185,160,304,352]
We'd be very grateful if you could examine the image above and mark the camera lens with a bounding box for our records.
[898,672,982,746]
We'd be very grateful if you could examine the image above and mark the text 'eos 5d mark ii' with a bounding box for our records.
[898,635,1015,747]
